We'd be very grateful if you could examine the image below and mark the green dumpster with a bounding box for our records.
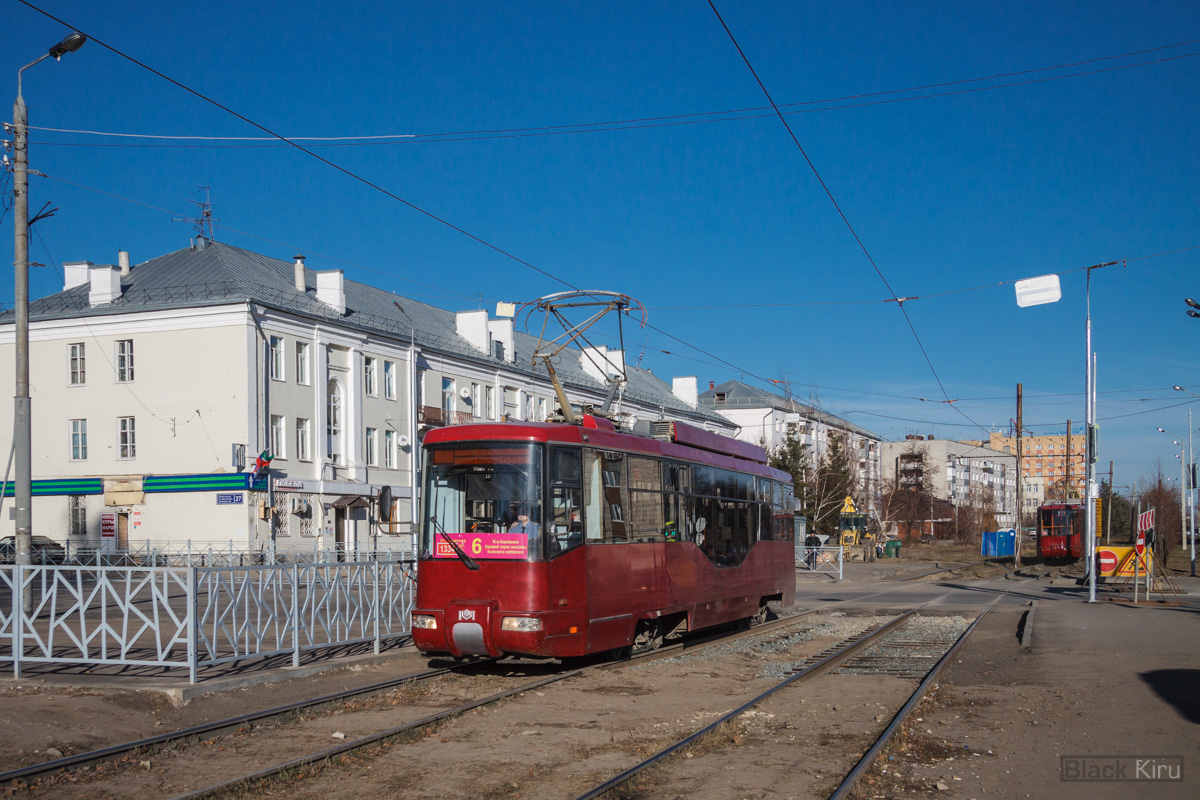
[884,540,902,559]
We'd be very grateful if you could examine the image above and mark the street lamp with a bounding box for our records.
[12,32,87,580]
[392,302,419,555]
[1169,384,1200,576]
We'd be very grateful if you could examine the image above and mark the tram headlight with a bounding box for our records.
[412,614,438,630]
[501,616,543,632]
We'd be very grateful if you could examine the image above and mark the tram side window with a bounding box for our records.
[601,451,629,542]
[780,484,795,540]
[582,450,606,543]
[628,457,665,542]
[548,447,584,556]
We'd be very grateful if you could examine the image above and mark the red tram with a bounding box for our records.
[411,415,797,660]
[1037,500,1084,559]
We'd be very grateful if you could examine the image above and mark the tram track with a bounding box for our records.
[1,608,820,798]
[567,598,999,800]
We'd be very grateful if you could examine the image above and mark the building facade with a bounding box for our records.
[0,238,732,555]
[880,436,1018,533]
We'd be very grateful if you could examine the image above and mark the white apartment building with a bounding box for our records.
[0,238,732,555]
[880,436,1018,531]
[698,380,883,518]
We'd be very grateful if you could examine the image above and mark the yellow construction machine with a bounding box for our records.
[838,496,876,562]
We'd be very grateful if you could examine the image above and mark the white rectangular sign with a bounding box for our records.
[1015,274,1062,307]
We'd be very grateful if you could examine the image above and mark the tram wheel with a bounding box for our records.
[633,620,663,653]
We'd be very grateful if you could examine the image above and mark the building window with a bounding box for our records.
[486,385,495,419]
[118,416,136,459]
[327,380,343,463]
[296,341,310,385]
[115,340,134,383]
[525,394,534,421]
[366,427,378,466]
[296,418,311,462]
[269,336,285,381]
[538,397,547,421]
[271,415,285,459]
[69,343,86,385]
[383,360,396,400]
[70,419,87,460]
[442,377,455,420]
[365,356,378,396]
[471,383,481,417]
[385,430,396,468]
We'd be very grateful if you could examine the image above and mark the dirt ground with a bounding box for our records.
[3,612,968,799]
[3,562,1194,799]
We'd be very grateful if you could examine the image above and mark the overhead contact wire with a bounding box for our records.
[706,0,986,434]
[18,0,577,291]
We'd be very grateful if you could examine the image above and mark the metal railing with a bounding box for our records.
[795,545,843,580]
[0,558,416,683]
[31,540,416,568]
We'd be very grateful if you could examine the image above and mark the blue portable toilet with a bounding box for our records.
[981,529,1016,557]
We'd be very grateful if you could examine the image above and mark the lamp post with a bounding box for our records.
[1169,382,1200,576]
[392,302,419,555]
[12,32,87,586]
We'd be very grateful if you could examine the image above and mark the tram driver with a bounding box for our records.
[509,508,540,536]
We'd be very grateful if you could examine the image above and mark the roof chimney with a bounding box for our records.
[63,261,93,291]
[88,265,122,306]
[315,269,346,314]
[293,254,306,292]
[709,381,715,390]
[118,250,131,276]
[672,376,698,407]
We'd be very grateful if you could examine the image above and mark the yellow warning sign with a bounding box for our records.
[841,496,858,514]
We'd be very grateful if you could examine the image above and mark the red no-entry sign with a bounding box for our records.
[1097,549,1119,573]
[1135,534,1146,556]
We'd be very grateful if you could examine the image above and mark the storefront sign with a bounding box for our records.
[131,510,142,529]
[100,512,117,539]
[275,479,304,491]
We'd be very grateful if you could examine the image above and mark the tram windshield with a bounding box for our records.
[1039,508,1075,537]
[421,442,544,562]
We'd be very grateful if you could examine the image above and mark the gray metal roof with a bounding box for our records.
[699,379,881,440]
[6,239,727,426]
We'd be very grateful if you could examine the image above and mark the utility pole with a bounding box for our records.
[1015,384,1023,567]
[1106,460,1113,545]
[1065,420,1072,499]
[12,34,87,605]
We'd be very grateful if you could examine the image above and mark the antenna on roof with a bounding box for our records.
[522,290,646,426]
[175,186,218,240]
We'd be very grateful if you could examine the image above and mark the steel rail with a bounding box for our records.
[570,609,919,800]
[901,558,1011,581]
[0,607,820,791]
[827,596,1001,800]
[0,660,487,783]
[167,670,575,800]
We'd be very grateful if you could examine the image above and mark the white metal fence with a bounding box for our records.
[0,559,416,683]
[795,544,843,580]
[25,540,416,568]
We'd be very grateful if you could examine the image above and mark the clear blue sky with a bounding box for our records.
[4,0,1199,490]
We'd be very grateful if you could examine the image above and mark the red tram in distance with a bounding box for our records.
[411,415,797,660]
[1037,500,1084,559]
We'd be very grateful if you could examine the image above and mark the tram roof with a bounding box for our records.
[424,416,794,484]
